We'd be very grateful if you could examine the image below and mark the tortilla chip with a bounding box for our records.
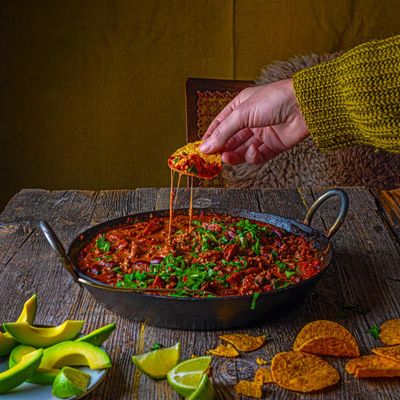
[271,351,340,393]
[372,344,400,363]
[380,319,400,345]
[293,320,359,357]
[345,355,400,378]
[207,343,239,358]
[219,333,266,352]
[255,357,269,366]
[168,141,222,179]
[254,367,273,384]
[234,380,263,398]
[297,336,359,358]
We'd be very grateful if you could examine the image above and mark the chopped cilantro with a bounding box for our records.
[285,270,296,279]
[250,292,261,310]
[96,235,111,252]
[187,165,198,174]
[275,261,287,271]
[369,324,380,339]
[151,342,163,350]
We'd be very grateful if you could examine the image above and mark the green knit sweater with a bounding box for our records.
[293,35,400,153]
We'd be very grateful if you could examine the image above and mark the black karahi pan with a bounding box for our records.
[39,189,348,330]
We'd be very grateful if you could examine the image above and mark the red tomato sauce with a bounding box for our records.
[168,153,221,179]
[78,214,322,297]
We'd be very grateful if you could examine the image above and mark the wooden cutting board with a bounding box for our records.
[379,188,400,240]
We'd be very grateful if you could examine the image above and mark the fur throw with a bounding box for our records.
[222,54,400,190]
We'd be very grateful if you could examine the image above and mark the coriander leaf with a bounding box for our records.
[275,261,287,271]
[187,165,198,174]
[285,270,296,279]
[96,235,111,252]
[369,324,380,339]
[151,342,163,351]
[250,292,261,311]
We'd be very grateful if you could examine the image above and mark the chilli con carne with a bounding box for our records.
[78,214,322,297]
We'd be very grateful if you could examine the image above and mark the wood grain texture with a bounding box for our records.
[379,188,400,241]
[1,188,400,399]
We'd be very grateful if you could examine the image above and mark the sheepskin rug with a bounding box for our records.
[222,54,400,190]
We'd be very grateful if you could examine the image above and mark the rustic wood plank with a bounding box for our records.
[379,188,400,241]
[0,189,159,400]
[1,188,400,399]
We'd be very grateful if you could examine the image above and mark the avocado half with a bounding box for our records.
[77,323,116,346]
[41,341,112,370]
[0,348,43,393]
[9,345,58,385]
[3,320,85,348]
[0,295,37,356]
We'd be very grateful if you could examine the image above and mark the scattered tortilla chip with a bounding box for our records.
[255,357,269,366]
[254,367,273,384]
[345,355,400,378]
[207,343,239,358]
[219,333,266,352]
[234,380,263,398]
[168,141,222,179]
[271,351,340,393]
[380,319,400,345]
[293,320,359,357]
[372,344,400,363]
[297,336,359,358]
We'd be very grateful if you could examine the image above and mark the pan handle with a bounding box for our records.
[303,189,349,239]
[38,221,81,285]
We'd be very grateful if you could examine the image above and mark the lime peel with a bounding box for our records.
[132,342,180,380]
[186,373,216,400]
[167,355,212,397]
[52,366,90,398]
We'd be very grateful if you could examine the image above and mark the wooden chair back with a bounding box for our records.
[185,77,253,186]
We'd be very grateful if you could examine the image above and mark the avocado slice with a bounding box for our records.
[16,294,37,324]
[0,348,43,393]
[0,295,37,356]
[41,341,111,370]
[9,345,58,385]
[3,320,85,348]
[77,323,116,346]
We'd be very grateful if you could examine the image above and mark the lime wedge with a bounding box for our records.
[186,373,216,400]
[167,355,212,397]
[132,342,180,380]
[52,366,90,399]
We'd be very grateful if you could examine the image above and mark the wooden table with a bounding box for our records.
[1,187,400,400]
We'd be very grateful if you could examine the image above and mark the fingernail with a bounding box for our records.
[200,142,211,153]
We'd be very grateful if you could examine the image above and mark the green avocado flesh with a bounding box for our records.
[0,348,43,393]
[9,345,58,385]
[41,341,111,370]
[0,295,37,356]
[3,320,85,348]
[77,323,116,346]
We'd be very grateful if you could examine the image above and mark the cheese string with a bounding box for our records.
[188,175,194,232]
[168,169,176,243]
[174,173,182,209]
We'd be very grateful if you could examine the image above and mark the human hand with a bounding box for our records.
[199,79,309,165]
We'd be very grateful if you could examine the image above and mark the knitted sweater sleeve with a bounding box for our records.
[292,35,400,153]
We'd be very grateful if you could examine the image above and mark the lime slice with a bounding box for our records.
[167,355,212,397]
[132,342,180,380]
[186,373,216,400]
[52,366,90,399]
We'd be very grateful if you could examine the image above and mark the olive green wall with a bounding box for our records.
[1,0,399,210]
